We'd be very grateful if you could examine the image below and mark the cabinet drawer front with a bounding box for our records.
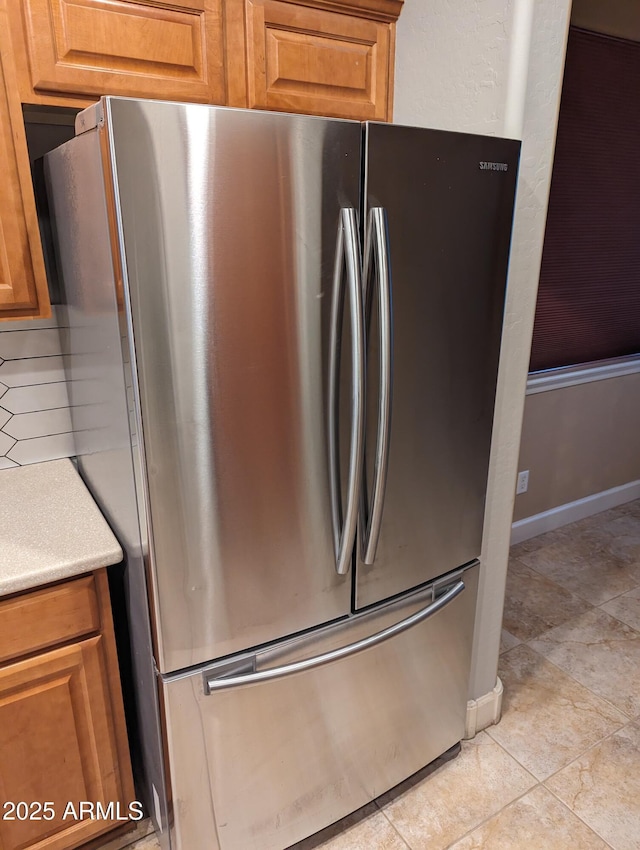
[246,0,392,119]
[0,637,126,850]
[0,575,100,664]
[21,0,224,103]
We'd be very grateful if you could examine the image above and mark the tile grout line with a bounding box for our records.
[523,617,640,710]
[519,639,638,723]
[0,380,69,390]
[486,641,636,786]
[484,699,628,785]
[374,800,427,850]
[515,587,640,648]
[508,559,606,609]
[596,584,640,607]
[506,555,600,618]
[0,404,71,414]
[0,353,64,361]
[542,773,618,849]
[482,724,549,783]
[376,734,541,850]
[593,602,640,633]
[380,810,413,850]
[492,641,637,847]
[4,430,75,442]
[438,783,541,849]
[541,713,640,788]
[483,510,637,849]
[463,725,627,848]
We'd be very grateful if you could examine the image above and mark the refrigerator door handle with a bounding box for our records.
[329,208,366,576]
[361,207,393,565]
[203,579,465,692]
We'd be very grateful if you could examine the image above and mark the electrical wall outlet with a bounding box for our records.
[516,470,529,495]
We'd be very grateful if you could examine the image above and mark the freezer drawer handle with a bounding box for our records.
[361,207,393,565]
[328,208,366,576]
[203,579,465,692]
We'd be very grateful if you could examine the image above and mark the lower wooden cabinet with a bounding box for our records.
[0,571,136,850]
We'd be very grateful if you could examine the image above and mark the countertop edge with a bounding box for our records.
[0,545,123,599]
[0,458,124,599]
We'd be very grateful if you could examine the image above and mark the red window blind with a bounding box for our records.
[530,27,640,373]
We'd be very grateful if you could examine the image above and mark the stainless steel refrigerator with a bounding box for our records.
[45,97,519,850]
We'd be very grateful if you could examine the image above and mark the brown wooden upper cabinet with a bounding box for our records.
[0,0,403,320]
[18,0,226,104]
[231,0,400,119]
[0,4,51,320]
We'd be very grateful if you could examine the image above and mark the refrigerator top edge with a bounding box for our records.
[365,119,523,147]
[74,95,363,136]
[74,96,523,149]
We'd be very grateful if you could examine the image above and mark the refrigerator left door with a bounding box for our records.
[103,99,362,673]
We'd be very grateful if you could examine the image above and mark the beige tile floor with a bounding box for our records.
[111,501,640,850]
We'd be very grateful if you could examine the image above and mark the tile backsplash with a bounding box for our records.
[0,308,75,468]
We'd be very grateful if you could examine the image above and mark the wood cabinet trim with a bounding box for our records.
[223,0,250,105]
[267,0,404,23]
[0,0,51,320]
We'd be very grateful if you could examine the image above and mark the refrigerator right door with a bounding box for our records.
[356,123,520,609]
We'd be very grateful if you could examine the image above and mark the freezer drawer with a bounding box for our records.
[161,563,479,850]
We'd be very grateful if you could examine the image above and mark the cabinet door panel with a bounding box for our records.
[246,0,392,119]
[0,3,50,319]
[21,0,225,103]
[0,637,126,850]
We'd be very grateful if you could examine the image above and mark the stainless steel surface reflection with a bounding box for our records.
[328,208,365,576]
[204,577,465,688]
[356,123,520,608]
[360,206,392,565]
[46,98,519,850]
[106,100,362,672]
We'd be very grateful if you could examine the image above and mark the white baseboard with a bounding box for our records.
[511,479,640,545]
[465,677,503,739]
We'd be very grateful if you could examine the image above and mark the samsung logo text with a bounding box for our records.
[479,161,509,172]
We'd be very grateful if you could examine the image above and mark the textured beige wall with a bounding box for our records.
[514,374,640,520]
[571,0,640,41]
[515,0,640,524]
[395,0,572,701]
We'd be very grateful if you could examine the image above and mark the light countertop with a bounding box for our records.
[0,458,122,597]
